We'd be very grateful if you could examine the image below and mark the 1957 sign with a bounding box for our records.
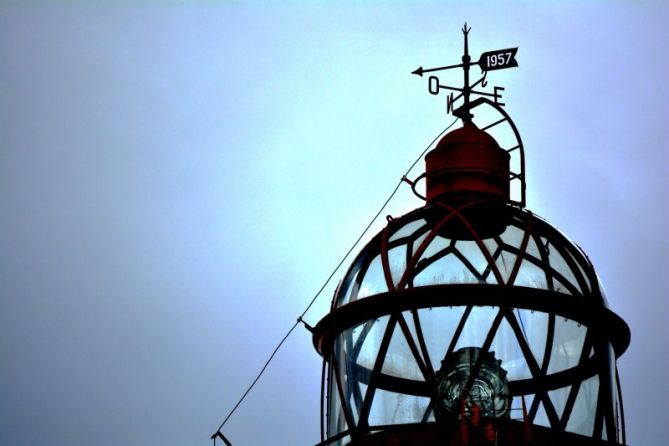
[478,48,518,71]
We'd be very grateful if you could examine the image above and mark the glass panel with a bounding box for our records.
[413,253,480,286]
[338,267,360,307]
[346,321,364,349]
[415,306,466,368]
[381,317,423,380]
[533,401,550,428]
[482,239,500,282]
[368,389,430,426]
[515,309,549,367]
[524,235,541,261]
[576,257,592,294]
[354,316,390,372]
[547,318,587,375]
[546,243,583,295]
[336,335,355,429]
[491,316,531,381]
[566,375,599,436]
[389,218,427,242]
[338,317,390,430]
[520,394,535,418]
[331,434,350,446]
[327,363,348,438]
[495,249,518,284]
[411,231,430,258]
[455,240,492,282]
[356,255,388,300]
[420,234,450,261]
[349,390,360,425]
[540,236,548,250]
[566,247,592,293]
[509,394,529,422]
[454,306,498,351]
[513,258,548,289]
[552,277,574,296]
[548,386,571,420]
[386,246,407,288]
[358,382,369,428]
[359,382,368,401]
[499,223,525,249]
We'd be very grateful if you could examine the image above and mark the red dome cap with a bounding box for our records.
[425,123,510,203]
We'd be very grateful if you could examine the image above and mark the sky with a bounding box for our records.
[1,2,668,446]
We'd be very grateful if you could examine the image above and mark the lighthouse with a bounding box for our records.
[311,26,629,446]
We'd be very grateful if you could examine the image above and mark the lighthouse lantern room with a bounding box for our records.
[312,26,629,446]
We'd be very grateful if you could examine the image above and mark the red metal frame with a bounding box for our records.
[314,202,628,445]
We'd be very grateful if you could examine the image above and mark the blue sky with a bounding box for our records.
[1,2,668,445]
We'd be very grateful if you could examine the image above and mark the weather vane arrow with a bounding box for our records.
[412,62,467,77]
[412,24,518,123]
[412,47,518,76]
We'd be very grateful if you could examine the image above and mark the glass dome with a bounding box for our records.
[313,201,629,446]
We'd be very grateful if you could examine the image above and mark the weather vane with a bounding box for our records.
[412,23,518,123]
